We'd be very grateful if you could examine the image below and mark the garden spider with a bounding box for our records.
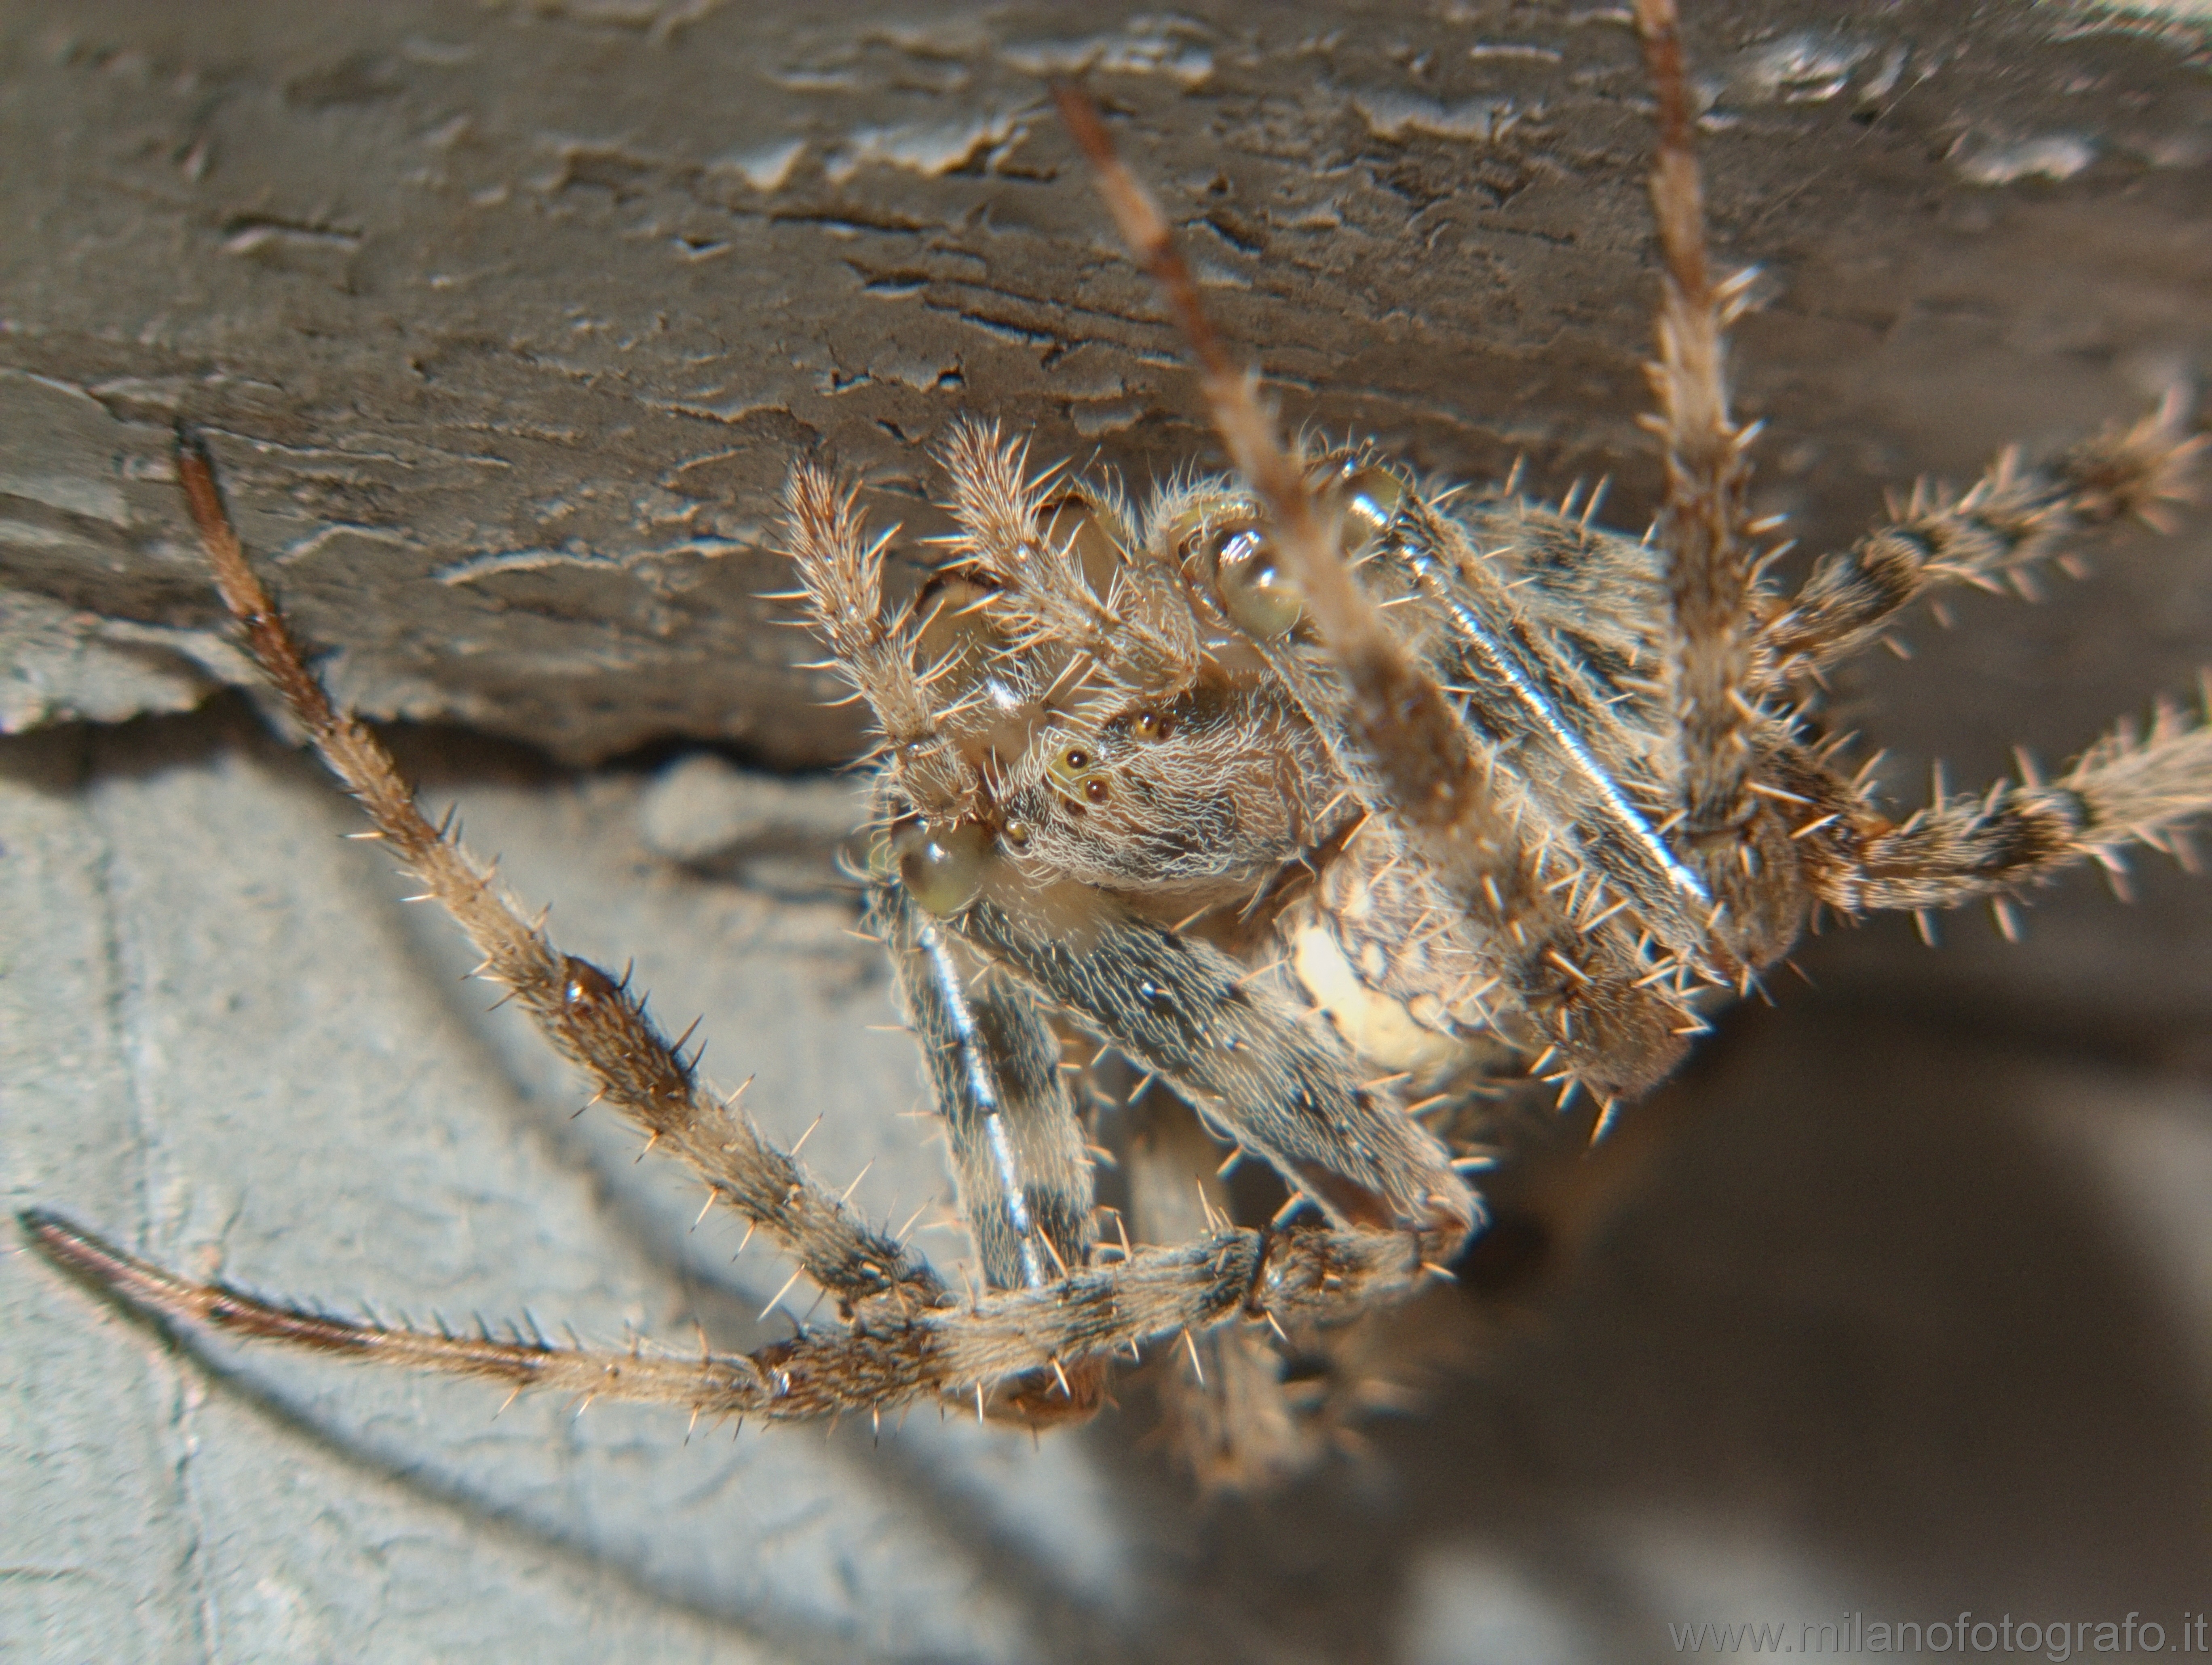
[24,0,2209,1491]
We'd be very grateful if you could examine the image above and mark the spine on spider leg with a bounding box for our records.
[539,959,945,1311]
[175,430,947,1317]
[1764,398,2208,676]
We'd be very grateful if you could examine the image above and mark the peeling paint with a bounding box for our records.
[0,592,233,732]
[711,137,806,194]
[0,372,133,524]
[1720,31,1874,105]
[868,348,964,392]
[825,113,1022,186]
[1952,132,2097,184]
[1068,399,1145,438]
[2073,0,2212,17]
[6,0,2206,778]
[399,36,477,67]
[221,224,363,287]
[1352,91,1524,143]
[1465,42,1564,63]
[2136,127,2212,168]
[0,469,127,527]
[435,538,747,586]
[1003,21,1216,89]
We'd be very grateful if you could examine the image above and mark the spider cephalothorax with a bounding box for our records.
[25,0,2211,1492]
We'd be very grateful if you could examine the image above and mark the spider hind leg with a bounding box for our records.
[1764,396,2207,680]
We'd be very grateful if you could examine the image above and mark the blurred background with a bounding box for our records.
[6,2,2212,1659]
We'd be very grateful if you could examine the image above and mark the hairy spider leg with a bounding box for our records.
[169,428,945,1318]
[1629,0,1795,969]
[1832,700,2212,915]
[871,877,1109,1425]
[1631,0,2212,969]
[22,1207,1431,1424]
[1762,395,2206,679]
[1752,395,2212,916]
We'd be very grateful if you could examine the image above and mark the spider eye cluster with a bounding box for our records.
[1041,705,1182,811]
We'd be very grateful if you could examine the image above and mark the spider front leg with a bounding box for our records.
[45,431,953,1325]
[1630,0,1808,972]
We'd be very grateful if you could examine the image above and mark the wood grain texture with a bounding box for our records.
[3,0,2208,762]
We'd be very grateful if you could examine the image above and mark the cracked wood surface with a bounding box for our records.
[2,0,2210,762]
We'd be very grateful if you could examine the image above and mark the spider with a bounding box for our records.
[23,0,2210,1493]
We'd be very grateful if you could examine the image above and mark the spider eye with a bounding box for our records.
[895,820,993,916]
[1045,738,1113,807]
[1214,528,1304,641]
[1336,466,1405,558]
[1131,709,1173,742]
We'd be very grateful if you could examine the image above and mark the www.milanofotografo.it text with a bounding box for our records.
[1669,1610,2212,1657]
